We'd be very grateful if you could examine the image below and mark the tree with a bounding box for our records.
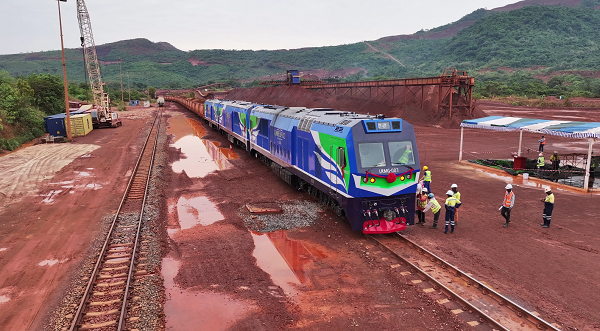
[148,86,156,99]
[26,74,64,115]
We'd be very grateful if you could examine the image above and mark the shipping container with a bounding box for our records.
[45,115,67,137]
[70,113,94,137]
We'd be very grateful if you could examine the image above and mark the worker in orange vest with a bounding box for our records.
[538,136,546,152]
[500,184,515,227]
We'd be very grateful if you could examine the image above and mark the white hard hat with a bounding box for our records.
[446,190,454,196]
[451,183,458,188]
[539,153,543,156]
[505,184,513,189]
[421,187,428,193]
[544,187,551,193]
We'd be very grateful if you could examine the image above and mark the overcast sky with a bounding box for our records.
[1,0,518,55]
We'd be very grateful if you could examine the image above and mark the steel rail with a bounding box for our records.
[368,233,561,331]
[69,110,162,331]
[395,234,561,331]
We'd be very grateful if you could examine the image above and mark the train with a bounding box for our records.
[157,97,165,107]
[165,96,420,234]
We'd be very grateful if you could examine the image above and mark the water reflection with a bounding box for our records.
[177,196,224,230]
[162,257,254,331]
[251,231,314,297]
[168,115,238,178]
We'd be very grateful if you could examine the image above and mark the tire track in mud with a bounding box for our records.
[0,144,99,201]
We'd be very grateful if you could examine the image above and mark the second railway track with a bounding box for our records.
[368,233,562,331]
[68,109,163,331]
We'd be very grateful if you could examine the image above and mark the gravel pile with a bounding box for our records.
[242,200,323,232]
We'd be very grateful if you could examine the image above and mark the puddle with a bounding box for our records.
[0,248,7,252]
[168,114,238,178]
[177,196,224,230]
[0,295,9,304]
[76,171,92,177]
[251,231,314,297]
[162,257,254,331]
[40,190,63,204]
[38,259,67,266]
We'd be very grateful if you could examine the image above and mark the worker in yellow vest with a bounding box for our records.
[450,184,460,226]
[540,188,554,228]
[500,184,515,227]
[444,190,461,234]
[537,153,545,177]
[423,193,441,229]
[420,166,432,192]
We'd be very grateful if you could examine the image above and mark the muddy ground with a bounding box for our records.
[0,99,599,330]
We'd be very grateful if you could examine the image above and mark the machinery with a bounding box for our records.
[76,0,121,128]
[157,97,165,107]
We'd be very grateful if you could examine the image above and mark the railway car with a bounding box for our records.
[198,98,420,234]
[157,97,165,107]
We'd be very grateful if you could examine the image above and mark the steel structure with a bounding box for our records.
[195,83,233,99]
[76,0,115,125]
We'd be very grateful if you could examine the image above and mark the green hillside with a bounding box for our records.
[2,5,600,96]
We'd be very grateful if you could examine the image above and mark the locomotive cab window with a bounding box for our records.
[389,141,415,166]
[358,143,386,168]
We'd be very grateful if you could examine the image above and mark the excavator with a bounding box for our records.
[76,0,121,128]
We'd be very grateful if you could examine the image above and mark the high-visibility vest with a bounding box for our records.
[423,170,431,182]
[430,199,441,214]
[537,157,545,167]
[545,193,555,204]
[453,191,461,201]
[417,194,428,209]
[445,197,460,207]
[541,140,546,145]
[398,150,412,164]
[503,191,514,208]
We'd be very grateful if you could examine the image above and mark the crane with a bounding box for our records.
[76,0,121,128]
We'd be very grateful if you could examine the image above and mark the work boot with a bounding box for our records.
[451,225,454,233]
[429,225,437,229]
[542,225,549,228]
[444,225,448,234]
[540,223,545,226]
[503,222,509,227]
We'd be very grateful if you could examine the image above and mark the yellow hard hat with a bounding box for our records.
[423,166,428,170]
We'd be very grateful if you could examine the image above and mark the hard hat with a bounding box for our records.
[446,190,454,196]
[423,166,428,170]
[505,184,513,189]
[554,151,558,154]
[451,183,458,188]
[539,153,543,156]
[427,193,434,198]
[544,187,551,193]
[421,187,428,193]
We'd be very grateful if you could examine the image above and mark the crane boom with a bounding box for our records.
[76,0,111,123]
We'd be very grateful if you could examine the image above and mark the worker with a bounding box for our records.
[444,190,461,234]
[550,151,560,171]
[540,187,554,228]
[591,152,597,177]
[415,187,428,225]
[420,166,432,193]
[538,135,546,152]
[537,153,545,177]
[398,144,413,165]
[500,184,515,227]
[450,184,461,226]
[423,193,441,229]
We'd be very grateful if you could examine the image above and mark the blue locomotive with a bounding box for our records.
[180,97,421,234]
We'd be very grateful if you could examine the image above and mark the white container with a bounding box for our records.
[522,173,529,180]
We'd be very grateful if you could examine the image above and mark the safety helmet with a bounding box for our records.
[423,166,428,170]
[539,153,543,156]
[427,193,434,198]
[421,187,428,193]
[451,183,458,188]
[505,184,513,189]
[554,151,558,154]
[544,187,551,193]
[446,190,454,196]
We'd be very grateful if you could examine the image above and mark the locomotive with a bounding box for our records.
[174,97,420,234]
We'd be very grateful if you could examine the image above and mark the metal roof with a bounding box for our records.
[461,116,600,139]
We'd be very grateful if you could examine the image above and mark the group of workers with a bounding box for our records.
[414,166,556,233]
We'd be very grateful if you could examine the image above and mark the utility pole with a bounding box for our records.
[127,72,131,102]
[119,58,124,105]
[57,0,72,140]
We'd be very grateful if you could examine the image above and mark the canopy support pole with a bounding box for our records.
[584,138,595,192]
[518,129,523,157]
[459,126,464,161]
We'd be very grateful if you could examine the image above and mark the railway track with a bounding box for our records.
[368,233,562,331]
[68,110,163,330]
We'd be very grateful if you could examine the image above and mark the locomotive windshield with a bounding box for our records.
[389,141,415,166]
[358,143,386,168]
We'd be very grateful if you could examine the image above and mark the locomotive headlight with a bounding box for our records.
[369,177,376,183]
[383,210,395,221]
